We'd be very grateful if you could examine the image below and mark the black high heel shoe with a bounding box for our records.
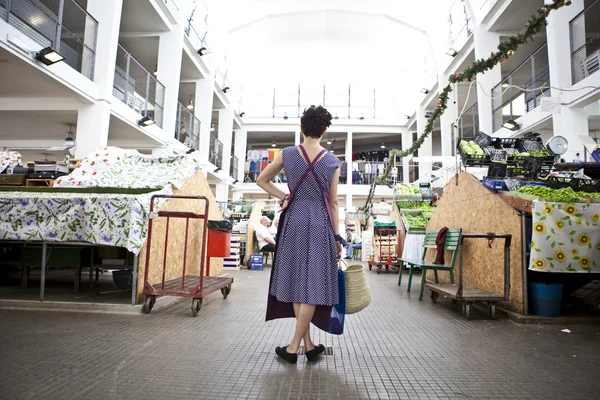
[305,344,325,362]
[275,346,298,364]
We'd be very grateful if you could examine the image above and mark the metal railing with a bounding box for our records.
[458,103,479,138]
[184,21,212,63]
[113,44,165,128]
[473,0,499,20]
[209,134,223,169]
[162,0,178,11]
[448,0,473,51]
[570,0,600,84]
[230,155,239,180]
[1,0,98,80]
[175,102,200,150]
[491,43,550,131]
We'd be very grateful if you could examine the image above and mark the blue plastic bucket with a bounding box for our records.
[529,282,563,317]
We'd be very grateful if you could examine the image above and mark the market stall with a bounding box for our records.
[426,155,599,315]
[396,183,436,263]
[0,147,226,306]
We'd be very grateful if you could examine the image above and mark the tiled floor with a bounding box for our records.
[0,266,599,399]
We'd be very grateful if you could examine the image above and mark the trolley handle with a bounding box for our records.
[149,194,209,215]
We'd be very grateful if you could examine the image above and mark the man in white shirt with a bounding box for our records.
[256,216,276,252]
[344,228,363,260]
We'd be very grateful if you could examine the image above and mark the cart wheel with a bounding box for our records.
[221,286,230,299]
[368,265,372,271]
[191,298,202,317]
[385,266,389,272]
[430,291,439,303]
[377,267,382,274]
[490,304,496,320]
[142,296,155,314]
[465,303,472,320]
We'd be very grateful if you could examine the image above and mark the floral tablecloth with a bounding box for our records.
[0,151,22,173]
[0,188,170,254]
[55,147,202,189]
[529,201,600,273]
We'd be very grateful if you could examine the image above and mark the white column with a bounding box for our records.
[294,129,301,146]
[234,128,247,182]
[215,183,229,202]
[218,107,234,177]
[417,106,432,180]
[402,130,412,183]
[473,29,502,134]
[156,24,185,134]
[546,0,587,162]
[86,0,123,95]
[231,191,243,202]
[345,131,352,185]
[194,76,215,164]
[75,103,111,158]
[345,131,353,210]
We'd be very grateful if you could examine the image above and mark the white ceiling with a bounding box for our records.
[120,0,171,33]
[0,110,77,142]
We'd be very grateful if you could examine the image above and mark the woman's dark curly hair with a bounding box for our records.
[300,105,333,138]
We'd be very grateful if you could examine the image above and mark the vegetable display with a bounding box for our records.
[396,184,420,196]
[516,185,600,203]
[406,215,427,228]
[396,201,434,210]
[460,140,485,156]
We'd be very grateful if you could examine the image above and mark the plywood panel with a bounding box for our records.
[136,171,225,303]
[425,173,524,312]
[245,201,265,265]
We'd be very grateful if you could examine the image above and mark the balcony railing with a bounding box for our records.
[0,0,98,80]
[175,102,200,150]
[230,155,239,180]
[184,21,212,64]
[448,0,473,51]
[209,134,223,169]
[570,0,600,84]
[491,44,550,132]
[473,0,499,20]
[113,44,165,128]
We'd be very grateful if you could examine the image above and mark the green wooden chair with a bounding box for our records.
[398,228,462,300]
[253,231,274,267]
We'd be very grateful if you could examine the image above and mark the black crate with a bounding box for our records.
[457,138,490,167]
[488,162,508,178]
[517,139,555,164]
[547,176,571,189]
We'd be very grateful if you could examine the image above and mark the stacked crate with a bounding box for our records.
[223,233,241,270]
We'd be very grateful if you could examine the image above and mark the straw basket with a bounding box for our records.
[339,260,371,314]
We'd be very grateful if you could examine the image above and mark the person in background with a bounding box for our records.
[269,218,279,237]
[344,228,362,260]
[256,216,276,252]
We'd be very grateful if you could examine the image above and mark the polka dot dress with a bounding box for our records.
[269,146,340,306]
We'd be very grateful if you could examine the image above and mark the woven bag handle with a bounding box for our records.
[338,258,349,271]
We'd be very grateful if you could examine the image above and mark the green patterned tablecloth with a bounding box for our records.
[529,202,600,273]
[0,188,170,254]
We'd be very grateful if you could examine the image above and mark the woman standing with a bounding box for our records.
[257,105,343,364]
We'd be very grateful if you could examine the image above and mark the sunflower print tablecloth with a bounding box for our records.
[529,202,600,273]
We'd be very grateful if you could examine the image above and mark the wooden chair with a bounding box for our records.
[398,228,462,300]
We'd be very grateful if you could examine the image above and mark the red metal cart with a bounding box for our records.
[142,195,233,317]
[368,228,402,274]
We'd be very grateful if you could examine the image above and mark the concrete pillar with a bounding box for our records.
[234,128,247,182]
[294,129,301,146]
[156,24,185,133]
[232,191,243,201]
[417,106,432,180]
[545,0,587,162]
[401,130,412,183]
[345,131,353,210]
[345,131,352,185]
[86,0,123,95]
[218,107,234,177]
[75,103,111,159]
[194,76,215,164]
[215,183,229,202]
[473,29,502,134]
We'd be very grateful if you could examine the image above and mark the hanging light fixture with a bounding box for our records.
[153,65,158,76]
[239,111,246,117]
[501,82,510,88]
[326,137,332,145]
[420,88,429,94]
[63,125,75,147]
[283,112,288,120]
[222,86,230,93]
[187,99,194,110]
[446,48,458,57]
[502,119,520,131]
[210,123,215,132]
[138,116,155,127]
[381,142,386,149]
[197,47,209,56]
[271,141,276,148]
